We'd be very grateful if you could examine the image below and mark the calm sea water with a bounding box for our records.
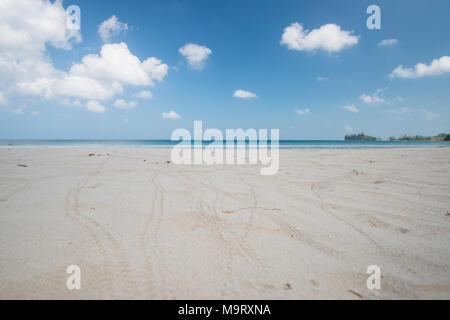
[0,140,449,149]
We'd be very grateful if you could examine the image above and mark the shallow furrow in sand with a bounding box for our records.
[316,189,448,223]
[137,170,159,298]
[64,160,113,296]
[312,188,385,251]
[201,174,260,261]
[67,157,138,297]
[149,169,172,298]
[171,167,239,297]
[177,167,280,296]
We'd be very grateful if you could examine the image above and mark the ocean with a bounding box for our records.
[0,140,449,149]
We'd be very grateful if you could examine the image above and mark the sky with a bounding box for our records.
[0,0,449,140]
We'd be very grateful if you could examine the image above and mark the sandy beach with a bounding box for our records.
[0,147,449,299]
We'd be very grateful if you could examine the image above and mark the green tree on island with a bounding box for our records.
[347,133,450,141]
[344,133,378,141]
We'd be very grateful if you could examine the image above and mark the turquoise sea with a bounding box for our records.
[0,140,449,149]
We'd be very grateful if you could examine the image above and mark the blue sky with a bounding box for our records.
[0,0,449,139]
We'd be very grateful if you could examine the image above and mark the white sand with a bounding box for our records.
[0,147,449,299]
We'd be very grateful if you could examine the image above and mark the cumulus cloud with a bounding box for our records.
[378,38,398,46]
[345,125,353,132]
[360,88,386,105]
[30,110,39,116]
[113,99,137,109]
[280,23,358,52]
[0,0,80,111]
[179,43,212,69]
[390,56,450,79]
[0,0,81,56]
[342,104,359,113]
[69,43,168,87]
[85,100,106,113]
[51,74,117,100]
[162,110,180,119]
[10,42,168,106]
[98,15,128,43]
[294,108,311,115]
[0,1,168,114]
[233,89,258,99]
[133,90,152,99]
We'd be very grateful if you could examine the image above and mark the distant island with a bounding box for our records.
[345,133,450,141]
[344,133,377,141]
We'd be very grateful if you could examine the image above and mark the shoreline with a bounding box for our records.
[0,145,449,150]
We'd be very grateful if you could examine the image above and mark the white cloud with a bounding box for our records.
[386,107,439,120]
[85,100,106,113]
[13,42,168,102]
[0,2,168,114]
[52,75,117,101]
[390,56,450,79]
[342,104,359,113]
[280,23,358,52]
[233,89,258,99]
[133,90,152,99]
[316,76,329,82]
[0,0,80,112]
[162,110,180,119]
[0,92,7,105]
[423,110,439,120]
[98,15,128,43]
[294,108,311,115]
[378,38,398,46]
[386,106,412,115]
[345,125,353,132]
[69,43,168,87]
[0,0,81,56]
[179,43,212,69]
[360,88,386,105]
[61,98,82,107]
[113,99,137,110]
[30,110,39,116]
[123,118,129,123]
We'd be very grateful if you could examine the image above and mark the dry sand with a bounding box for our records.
[0,147,449,299]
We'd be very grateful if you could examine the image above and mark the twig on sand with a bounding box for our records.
[348,289,363,299]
